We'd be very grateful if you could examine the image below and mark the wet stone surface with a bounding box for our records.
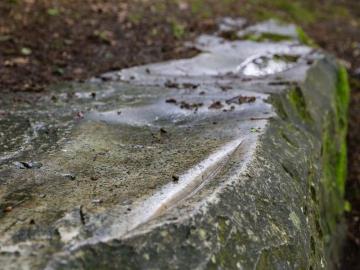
[0,20,348,269]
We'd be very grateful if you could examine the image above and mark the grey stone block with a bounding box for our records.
[0,20,349,269]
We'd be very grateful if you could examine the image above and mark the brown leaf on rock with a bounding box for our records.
[226,95,256,105]
[209,101,223,109]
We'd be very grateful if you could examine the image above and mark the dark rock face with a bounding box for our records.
[0,20,349,269]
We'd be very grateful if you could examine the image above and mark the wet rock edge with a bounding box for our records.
[46,59,350,269]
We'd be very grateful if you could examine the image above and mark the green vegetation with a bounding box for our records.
[296,27,317,47]
[287,86,312,122]
[47,8,60,16]
[344,200,352,212]
[335,66,351,197]
[250,0,315,24]
[171,20,186,39]
[190,0,212,18]
[273,66,350,224]
[239,32,292,42]
[320,66,350,218]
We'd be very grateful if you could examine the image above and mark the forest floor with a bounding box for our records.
[0,0,359,268]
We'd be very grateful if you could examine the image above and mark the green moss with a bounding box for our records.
[334,66,350,197]
[171,20,186,39]
[190,0,204,13]
[322,125,346,199]
[336,140,347,196]
[321,128,342,238]
[240,32,293,42]
[287,86,312,122]
[270,0,315,23]
[296,27,317,47]
[270,96,288,120]
[244,0,315,24]
[320,66,350,216]
[191,0,212,18]
[344,200,351,212]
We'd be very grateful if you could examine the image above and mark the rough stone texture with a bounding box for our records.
[0,20,349,269]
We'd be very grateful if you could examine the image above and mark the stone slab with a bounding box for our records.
[0,20,349,269]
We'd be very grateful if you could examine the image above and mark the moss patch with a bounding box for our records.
[320,66,350,221]
[287,86,313,122]
[296,26,317,47]
[335,66,351,197]
[239,32,293,42]
[336,66,351,130]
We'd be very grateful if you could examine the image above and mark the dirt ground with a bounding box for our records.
[0,0,359,268]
